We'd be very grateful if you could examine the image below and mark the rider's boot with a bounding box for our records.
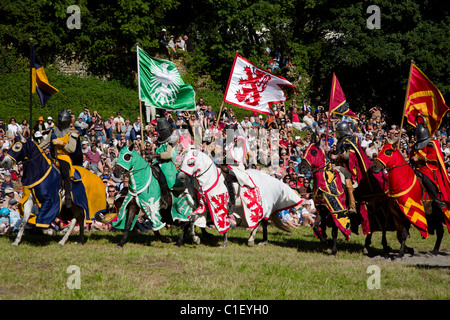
[345,179,357,214]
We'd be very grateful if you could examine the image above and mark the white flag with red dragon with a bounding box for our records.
[223,53,296,115]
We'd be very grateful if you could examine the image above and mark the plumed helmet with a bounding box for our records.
[57,110,72,130]
[336,121,352,139]
[156,118,173,144]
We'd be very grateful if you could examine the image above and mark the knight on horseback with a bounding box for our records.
[409,117,450,211]
[333,121,357,213]
[39,110,80,208]
[148,118,177,210]
[221,121,254,214]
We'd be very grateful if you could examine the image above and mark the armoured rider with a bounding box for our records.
[39,110,80,208]
[409,118,449,211]
[333,121,358,214]
[148,118,177,210]
[222,121,253,214]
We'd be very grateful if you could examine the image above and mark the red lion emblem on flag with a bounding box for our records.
[235,67,271,107]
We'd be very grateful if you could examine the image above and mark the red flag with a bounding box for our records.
[404,64,449,136]
[329,73,358,119]
[223,53,296,115]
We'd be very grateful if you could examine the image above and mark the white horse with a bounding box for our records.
[177,148,302,248]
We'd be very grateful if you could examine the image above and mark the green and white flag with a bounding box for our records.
[137,46,195,111]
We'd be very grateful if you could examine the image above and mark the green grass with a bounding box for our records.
[0,225,448,300]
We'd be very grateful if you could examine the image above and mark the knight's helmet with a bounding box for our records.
[156,118,173,144]
[57,109,72,131]
[414,115,431,150]
[336,121,353,139]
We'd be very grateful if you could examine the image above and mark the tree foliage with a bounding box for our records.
[1,0,448,122]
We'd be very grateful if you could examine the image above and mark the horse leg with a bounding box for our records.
[11,197,33,247]
[175,221,190,248]
[154,230,172,243]
[58,217,77,247]
[330,225,338,255]
[258,219,269,246]
[397,227,409,258]
[363,233,372,255]
[116,198,139,248]
[313,214,327,245]
[190,215,201,245]
[220,232,228,249]
[431,219,444,255]
[74,206,86,245]
[248,219,263,247]
[381,230,393,257]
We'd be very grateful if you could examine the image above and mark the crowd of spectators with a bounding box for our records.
[1,96,450,234]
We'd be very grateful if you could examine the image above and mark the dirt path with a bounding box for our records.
[367,248,450,267]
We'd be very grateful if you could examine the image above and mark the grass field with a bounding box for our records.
[0,224,448,301]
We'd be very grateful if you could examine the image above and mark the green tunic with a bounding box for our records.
[154,142,177,189]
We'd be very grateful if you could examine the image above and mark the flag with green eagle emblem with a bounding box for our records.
[137,46,195,111]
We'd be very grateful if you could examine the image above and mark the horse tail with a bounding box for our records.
[270,211,291,233]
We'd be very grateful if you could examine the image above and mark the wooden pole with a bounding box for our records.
[29,38,33,134]
[136,42,145,150]
[397,60,414,148]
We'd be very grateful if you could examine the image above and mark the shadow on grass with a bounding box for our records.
[5,226,401,258]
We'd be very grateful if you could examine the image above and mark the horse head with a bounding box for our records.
[113,144,136,178]
[178,148,200,181]
[177,147,211,183]
[298,143,327,175]
[370,141,403,173]
[1,132,36,169]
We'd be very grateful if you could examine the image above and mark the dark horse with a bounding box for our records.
[111,144,209,248]
[1,133,107,247]
[297,143,354,255]
[371,142,447,255]
[298,143,408,256]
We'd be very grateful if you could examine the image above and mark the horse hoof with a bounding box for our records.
[193,236,201,245]
[116,244,124,249]
[161,236,172,243]
[219,243,228,249]
[247,240,255,247]
[57,242,64,248]
[11,242,19,247]
[362,247,369,255]
[258,241,269,246]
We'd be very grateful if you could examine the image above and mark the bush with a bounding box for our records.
[0,67,140,123]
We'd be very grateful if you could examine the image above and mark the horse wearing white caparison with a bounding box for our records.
[177,148,302,248]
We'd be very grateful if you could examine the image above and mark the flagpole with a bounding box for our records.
[29,37,33,131]
[136,42,145,149]
[397,60,414,149]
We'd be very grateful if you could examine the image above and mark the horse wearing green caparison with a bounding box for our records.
[112,144,195,248]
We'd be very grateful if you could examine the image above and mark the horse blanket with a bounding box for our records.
[19,166,106,227]
[376,144,429,238]
[112,148,192,231]
[313,166,351,240]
